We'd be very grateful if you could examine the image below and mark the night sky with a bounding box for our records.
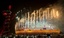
[0,0,64,33]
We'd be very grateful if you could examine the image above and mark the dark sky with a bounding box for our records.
[0,0,59,12]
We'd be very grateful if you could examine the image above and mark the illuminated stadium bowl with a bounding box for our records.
[15,7,61,35]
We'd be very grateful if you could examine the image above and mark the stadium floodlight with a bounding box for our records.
[16,16,20,21]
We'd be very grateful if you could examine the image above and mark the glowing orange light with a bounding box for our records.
[15,29,60,35]
[56,11,59,18]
